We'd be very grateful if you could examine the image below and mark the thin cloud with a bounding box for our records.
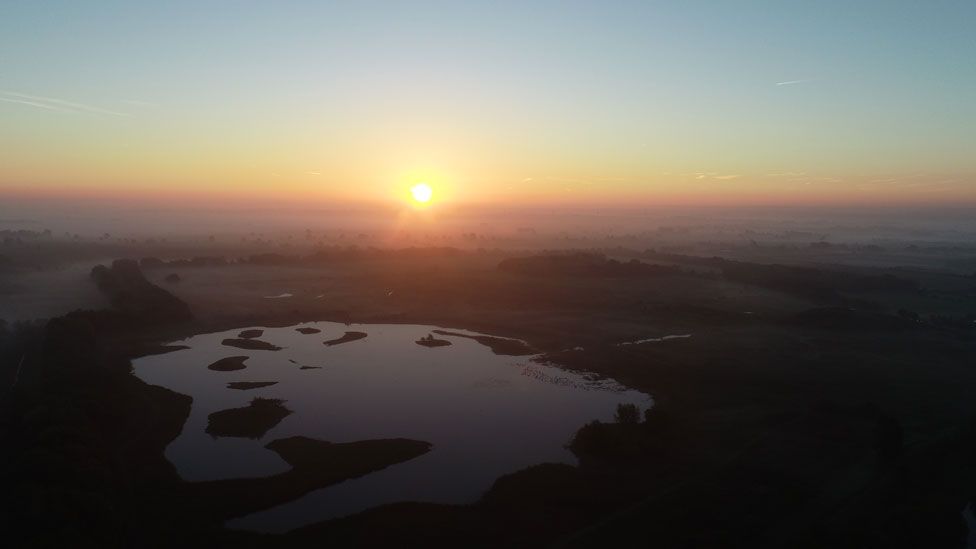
[682,172,740,181]
[791,176,843,186]
[775,79,814,86]
[0,90,129,116]
[0,96,73,112]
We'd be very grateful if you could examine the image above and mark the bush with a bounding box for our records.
[568,420,610,457]
[615,403,640,425]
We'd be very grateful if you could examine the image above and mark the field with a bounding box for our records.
[2,242,976,547]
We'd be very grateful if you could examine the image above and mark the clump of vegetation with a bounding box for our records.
[267,436,432,470]
[208,356,249,371]
[221,338,282,351]
[432,329,535,355]
[416,334,452,347]
[226,381,278,390]
[206,398,292,439]
[181,436,433,523]
[323,331,368,346]
[569,404,671,463]
[164,272,181,283]
[90,259,192,323]
[614,403,640,424]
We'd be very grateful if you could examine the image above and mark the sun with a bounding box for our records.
[410,182,433,204]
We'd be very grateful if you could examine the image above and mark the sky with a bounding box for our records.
[1,1,974,209]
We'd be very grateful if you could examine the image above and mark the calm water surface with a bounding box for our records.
[133,322,651,532]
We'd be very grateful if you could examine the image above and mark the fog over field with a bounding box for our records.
[6,199,976,243]
[4,200,976,320]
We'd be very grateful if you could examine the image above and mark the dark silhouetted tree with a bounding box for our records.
[615,403,640,425]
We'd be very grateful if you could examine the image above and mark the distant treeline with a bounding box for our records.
[640,250,921,299]
[137,246,470,270]
[498,253,684,278]
[496,251,920,298]
[720,261,919,298]
[1,228,51,241]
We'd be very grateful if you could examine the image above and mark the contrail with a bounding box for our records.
[0,90,129,116]
[776,79,813,86]
[0,96,73,112]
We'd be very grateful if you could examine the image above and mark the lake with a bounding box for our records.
[133,321,652,532]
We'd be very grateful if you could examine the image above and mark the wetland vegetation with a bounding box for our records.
[206,398,293,439]
[2,225,975,547]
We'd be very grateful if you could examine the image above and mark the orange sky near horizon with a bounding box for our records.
[2,169,972,210]
[1,3,974,210]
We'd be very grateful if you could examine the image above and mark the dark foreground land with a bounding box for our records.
[206,398,293,439]
[1,247,976,547]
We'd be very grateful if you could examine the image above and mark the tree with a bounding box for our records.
[615,403,640,425]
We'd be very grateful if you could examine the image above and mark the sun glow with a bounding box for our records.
[410,182,433,204]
